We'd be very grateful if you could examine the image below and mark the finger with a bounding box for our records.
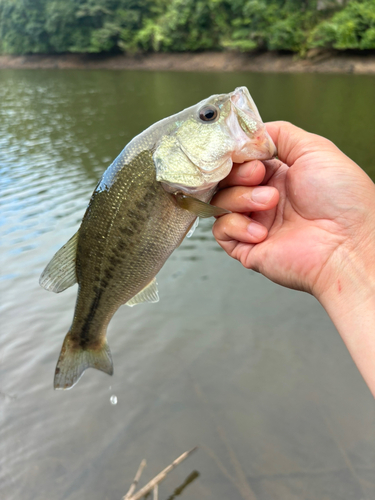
[266,121,337,166]
[211,185,279,213]
[261,158,288,185]
[219,160,266,188]
[212,213,268,257]
[266,121,308,165]
[251,205,278,232]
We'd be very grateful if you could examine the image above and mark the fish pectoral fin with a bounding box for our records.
[54,331,113,390]
[173,193,231,218]
[125,278,159,307]
[39,232,78,293]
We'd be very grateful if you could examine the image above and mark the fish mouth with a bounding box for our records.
[229,87,277,162]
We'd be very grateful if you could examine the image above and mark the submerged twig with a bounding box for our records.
[193,380,258,500]
[153,483,158,500]
[216,425,258,500]
[123,459,147,500]
[123,447,197,500]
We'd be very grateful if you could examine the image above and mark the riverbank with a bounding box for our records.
[1,51,375,74]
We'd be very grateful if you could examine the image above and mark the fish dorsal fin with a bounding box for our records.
[39,232,78,293]
[173,193,231,218]
[126,278,159,307]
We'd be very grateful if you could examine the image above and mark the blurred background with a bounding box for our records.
[0,0,375,55]
[1,2,375,500]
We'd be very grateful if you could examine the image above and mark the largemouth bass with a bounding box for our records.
[40,86,276,390]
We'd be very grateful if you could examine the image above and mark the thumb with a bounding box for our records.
[266,121,334,166]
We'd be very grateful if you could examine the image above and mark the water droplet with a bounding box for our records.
[110,395,117,405]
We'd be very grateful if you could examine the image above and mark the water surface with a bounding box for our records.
[1,70,374,500]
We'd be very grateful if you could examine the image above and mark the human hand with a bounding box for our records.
[212,121,375,302]
[212,121,375,396]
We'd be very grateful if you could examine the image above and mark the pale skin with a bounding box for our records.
[212,121,375,398]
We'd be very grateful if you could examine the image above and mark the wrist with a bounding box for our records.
[315,231,375,308]
[315,241,375,397]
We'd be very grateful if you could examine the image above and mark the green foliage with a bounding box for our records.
[309,0,375,50]
[267,15,307,51]
[45,1,77,52]
[219,0,319,53]
[0,0,158,53]
[133,0,223,52]
[132,0,320,53]
[0,0,49,54]
[0,0,374,55]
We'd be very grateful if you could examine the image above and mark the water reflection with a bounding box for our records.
[0,69,374,500]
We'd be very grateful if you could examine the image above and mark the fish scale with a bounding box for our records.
[73,151,196,343]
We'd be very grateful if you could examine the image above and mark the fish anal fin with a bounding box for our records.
[126,277,159,307]
[39,232,78,293]
[54,331,113,390]
[173,193,231,218]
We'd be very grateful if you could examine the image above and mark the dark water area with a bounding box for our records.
[1,70,374,500]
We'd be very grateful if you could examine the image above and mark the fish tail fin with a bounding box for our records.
[54,331,113,390]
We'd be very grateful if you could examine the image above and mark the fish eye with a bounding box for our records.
[198,105,219,122]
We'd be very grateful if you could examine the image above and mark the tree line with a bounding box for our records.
[0,0,374,55]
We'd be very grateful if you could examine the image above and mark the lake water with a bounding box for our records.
[1,69,374,500]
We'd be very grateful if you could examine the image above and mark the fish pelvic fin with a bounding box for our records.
[54,331,113,390]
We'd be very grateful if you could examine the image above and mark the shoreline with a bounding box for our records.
[1,51,375,74]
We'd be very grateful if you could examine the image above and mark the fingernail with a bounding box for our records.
[238,161,258,179]
[251,187,274,204]
[247,222,266,239]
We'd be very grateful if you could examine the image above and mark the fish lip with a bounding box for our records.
[264,135,277,158]
[229,87,277,160]
[230,86,262,122]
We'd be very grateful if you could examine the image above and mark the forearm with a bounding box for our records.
[317,246,375,398]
